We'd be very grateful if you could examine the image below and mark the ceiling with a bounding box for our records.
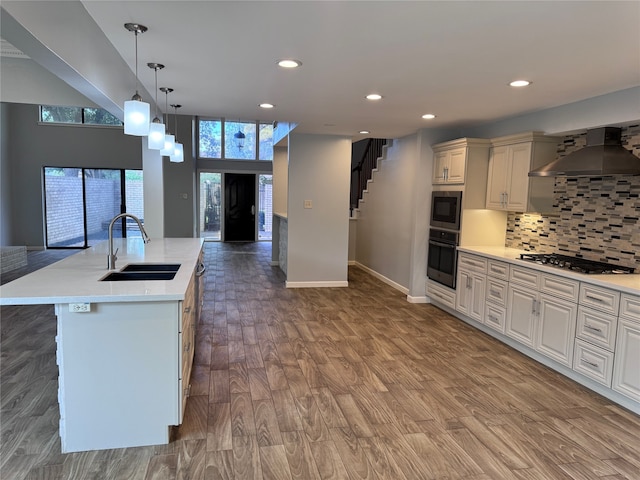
[10,2,640,140]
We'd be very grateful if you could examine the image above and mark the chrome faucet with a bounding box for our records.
[108,213,150,270]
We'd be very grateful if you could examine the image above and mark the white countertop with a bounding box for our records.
[458,246,640,296]
[0,238,204,305]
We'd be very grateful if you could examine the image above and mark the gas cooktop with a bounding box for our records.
[519,253,635,275]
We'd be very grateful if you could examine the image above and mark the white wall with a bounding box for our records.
[355,136,418,290]
[286,133,351,287]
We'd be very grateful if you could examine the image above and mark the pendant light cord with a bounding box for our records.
[134,31,139,95]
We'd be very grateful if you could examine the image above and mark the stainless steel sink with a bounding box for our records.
[120,263,181,273]
[101,271,177,281]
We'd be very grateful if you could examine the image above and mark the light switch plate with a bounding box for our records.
[304,200,313,209]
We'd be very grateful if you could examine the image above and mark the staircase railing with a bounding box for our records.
[350,138,387,213]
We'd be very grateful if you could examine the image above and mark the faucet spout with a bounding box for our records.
[107,213,150,270]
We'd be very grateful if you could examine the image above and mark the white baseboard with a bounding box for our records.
[407,295,428,303]
[348,260,356,266]
[354,262,409,295]
[285,280,349,288]
[28,246,46,251]
[270,261,279,266]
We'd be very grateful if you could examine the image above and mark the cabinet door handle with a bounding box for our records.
[184,342,191,352]
[585,294,604,303]
[184,306,191,314]
[531,299,537,315]
[580,358,599,369]
[490,289,500,298]
[466,276,472,289]
[584,324,603,333]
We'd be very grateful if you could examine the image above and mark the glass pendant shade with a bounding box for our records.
[148,120,166,150]
[160,134,175,156]
[124,99,150,136]
[170,142,184,163]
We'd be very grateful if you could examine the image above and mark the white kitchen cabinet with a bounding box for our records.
[433,147,466,184]
[431,137,491,186]
[485,132,559,212]
[612,294,640,402]
[427,279,456,310]
[456,253,487,323]
[484,260,509,333]
[506,284,537,347]
[536,292,578,366]
[507,265,578,366]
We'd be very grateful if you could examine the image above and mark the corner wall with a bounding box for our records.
[1,103,12,245]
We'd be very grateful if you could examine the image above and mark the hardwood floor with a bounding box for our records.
[2,242,640,479]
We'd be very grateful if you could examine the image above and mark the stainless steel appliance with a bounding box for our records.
[430,190,462,230]
[519,253,635,274]
[427,228,459,288]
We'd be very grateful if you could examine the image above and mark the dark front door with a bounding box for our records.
[224,173,256,241]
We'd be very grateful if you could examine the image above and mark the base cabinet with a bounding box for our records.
[506,266,578,366]
[612,294,640,402]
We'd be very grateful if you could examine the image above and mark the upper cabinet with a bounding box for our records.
[432,138,491,186]
[485,132,559,212]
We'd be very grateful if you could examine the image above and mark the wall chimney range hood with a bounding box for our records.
[529,127,640,177]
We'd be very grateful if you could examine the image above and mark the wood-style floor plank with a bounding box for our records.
[2,242,640,480]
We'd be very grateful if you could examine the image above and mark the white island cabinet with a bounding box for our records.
[0,237,204,453]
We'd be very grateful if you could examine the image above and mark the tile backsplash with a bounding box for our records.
[506,124,640,269]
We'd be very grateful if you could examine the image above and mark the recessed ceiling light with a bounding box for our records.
[259,103,274,109]
[510,80,531,87]
[277,59,302,68]
[359,130,370,134]
[366,94,383,101]
[421,113,436,119]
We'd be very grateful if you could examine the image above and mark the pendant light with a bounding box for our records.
[123,23,150,136]
[234,128,246,149]
[159,87,175,156]
[170,104,184,163]
[146,63,165,149]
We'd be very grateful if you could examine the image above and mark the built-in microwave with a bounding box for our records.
[430,190,462,231]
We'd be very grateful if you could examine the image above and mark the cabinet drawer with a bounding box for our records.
[509,265,539,289]
[485,303,506,333]
[458,253,487,274]
[427,280,456,310]
[486,278,508,307]
[540,274,579,302]
[579,284,620,315]
[576,306,617,351]
[620,294,640,322]
[488,260,509,280]
[573,339,614,387]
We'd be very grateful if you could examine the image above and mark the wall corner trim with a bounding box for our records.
[406,295,428,303]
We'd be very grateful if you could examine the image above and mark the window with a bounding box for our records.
[198,118,273,160]
[40,105,122,126]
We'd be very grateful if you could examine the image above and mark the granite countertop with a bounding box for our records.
[458,246,640,296]
[0,238,204,305]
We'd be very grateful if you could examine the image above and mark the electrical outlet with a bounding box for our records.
[304,200,313,209]
[69,303,91,313]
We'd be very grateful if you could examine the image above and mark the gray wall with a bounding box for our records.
[1,103,12,245]
[1,102,141,247]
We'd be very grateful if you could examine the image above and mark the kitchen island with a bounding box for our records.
[0,238,204,452]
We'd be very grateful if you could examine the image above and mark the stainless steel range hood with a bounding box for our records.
[529,127,640,177]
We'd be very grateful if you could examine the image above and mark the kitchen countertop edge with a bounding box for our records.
[458,246,640,296]
[0,238,204,305]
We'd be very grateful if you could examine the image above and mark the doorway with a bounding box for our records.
[224,173,256,241]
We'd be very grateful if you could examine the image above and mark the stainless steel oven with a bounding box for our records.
[427,228,459,289]
[430,190,462,230]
